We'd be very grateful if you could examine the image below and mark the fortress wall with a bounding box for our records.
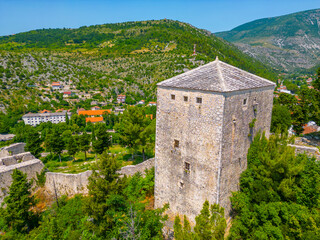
[0,152,35,166]
[119,158,154,176]
[219,86,274,216]
[44,159,155,197]
[155,86,225,222]
[0,159,45,203]
[288,144,320,159]
[0,143,26,158]
[45,171,92,197]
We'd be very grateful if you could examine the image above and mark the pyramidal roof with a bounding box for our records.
[158,57,276,92]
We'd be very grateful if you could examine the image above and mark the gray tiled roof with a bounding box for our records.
[158,58,276,92]
[22,111,72,118]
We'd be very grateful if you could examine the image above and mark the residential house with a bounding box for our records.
[137,100,145,105]
[148,102,157,106]
[52,82,62,90]
[117,95,126,104]
[22,111,72,126]
[78,109,111,123]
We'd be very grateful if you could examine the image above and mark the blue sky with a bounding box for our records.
[0,0,319,36]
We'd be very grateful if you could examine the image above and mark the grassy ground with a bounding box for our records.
[42,145,140,173]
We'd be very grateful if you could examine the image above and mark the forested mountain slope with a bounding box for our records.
[216,9,320,72]
[0,20,276,117]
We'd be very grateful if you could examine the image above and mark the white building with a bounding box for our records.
[22,111,72,126]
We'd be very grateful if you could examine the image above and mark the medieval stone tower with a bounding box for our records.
[154,58,275,222]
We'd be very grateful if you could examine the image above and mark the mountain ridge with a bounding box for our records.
[215,8,320,72]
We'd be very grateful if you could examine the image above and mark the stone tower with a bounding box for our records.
[154,58,275,222]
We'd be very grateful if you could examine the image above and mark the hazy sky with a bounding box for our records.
[0,0,319,36]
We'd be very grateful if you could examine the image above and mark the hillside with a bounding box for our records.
[0,20,276,115]
[216,8,320,72]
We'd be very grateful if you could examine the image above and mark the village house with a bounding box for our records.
[137,100,145,105]
[148,101,157,106]
[91,106,100,110]
[117,94,126,104]
[63,91,76,98]
[78,109,111,123]
[51,82,62,90]
[85,117,104,123]
[22,110,72,126]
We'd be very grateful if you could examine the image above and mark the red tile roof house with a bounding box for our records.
[52,82,62,90]
[63,91,76,98]
[137,100,145,105]
[91,106,101,110]
[78,109,111,123]
[148,102,157,106]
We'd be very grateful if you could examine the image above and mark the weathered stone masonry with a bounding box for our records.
[154,58,275,222]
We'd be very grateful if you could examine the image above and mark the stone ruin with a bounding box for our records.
[0,143,155,203]
[0,143,44,203]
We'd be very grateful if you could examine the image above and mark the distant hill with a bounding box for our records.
[0,20,276,106]
[216,9,320,72]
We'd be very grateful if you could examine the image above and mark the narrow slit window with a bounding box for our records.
[184,96,188,102]
[243,98,247,105]
[174,139,179,148]
[171,94,175,100]
[185,162,190,172]
[196,97,202,104]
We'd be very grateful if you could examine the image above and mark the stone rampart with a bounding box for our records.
[118,158,155,176]
[0,143,26,158]
[0,152,35,166]
[288,144,320,160]
[44,158,155,197]
[0,159,44,203]
[45,171,92,197]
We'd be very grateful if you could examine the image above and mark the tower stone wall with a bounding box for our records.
[154,59,275,222]
[155,87,225,220]
[219,87,274,216]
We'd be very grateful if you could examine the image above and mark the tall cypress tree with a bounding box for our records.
[2,169,38,233]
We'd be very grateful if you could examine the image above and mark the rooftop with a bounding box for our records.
[23,111,71,118]
[158,57,275,92]
[78,109,111,116]
[86,117,104,123]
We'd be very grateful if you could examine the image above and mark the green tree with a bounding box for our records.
[25,128,43,158]
[271,104,292,134]
[45,130,64,162]
[84,152,126,237]
[194,200,226,240]
[92,123,111,155]
[61,130,72,148]
[77,132,90,161]
[174,215,195,240]
[312,67,320,90]
[2,169,38,233]
[229,133,320,239]
[67,136,78,160]
[115,107,151,160]
[65,112,69,125]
